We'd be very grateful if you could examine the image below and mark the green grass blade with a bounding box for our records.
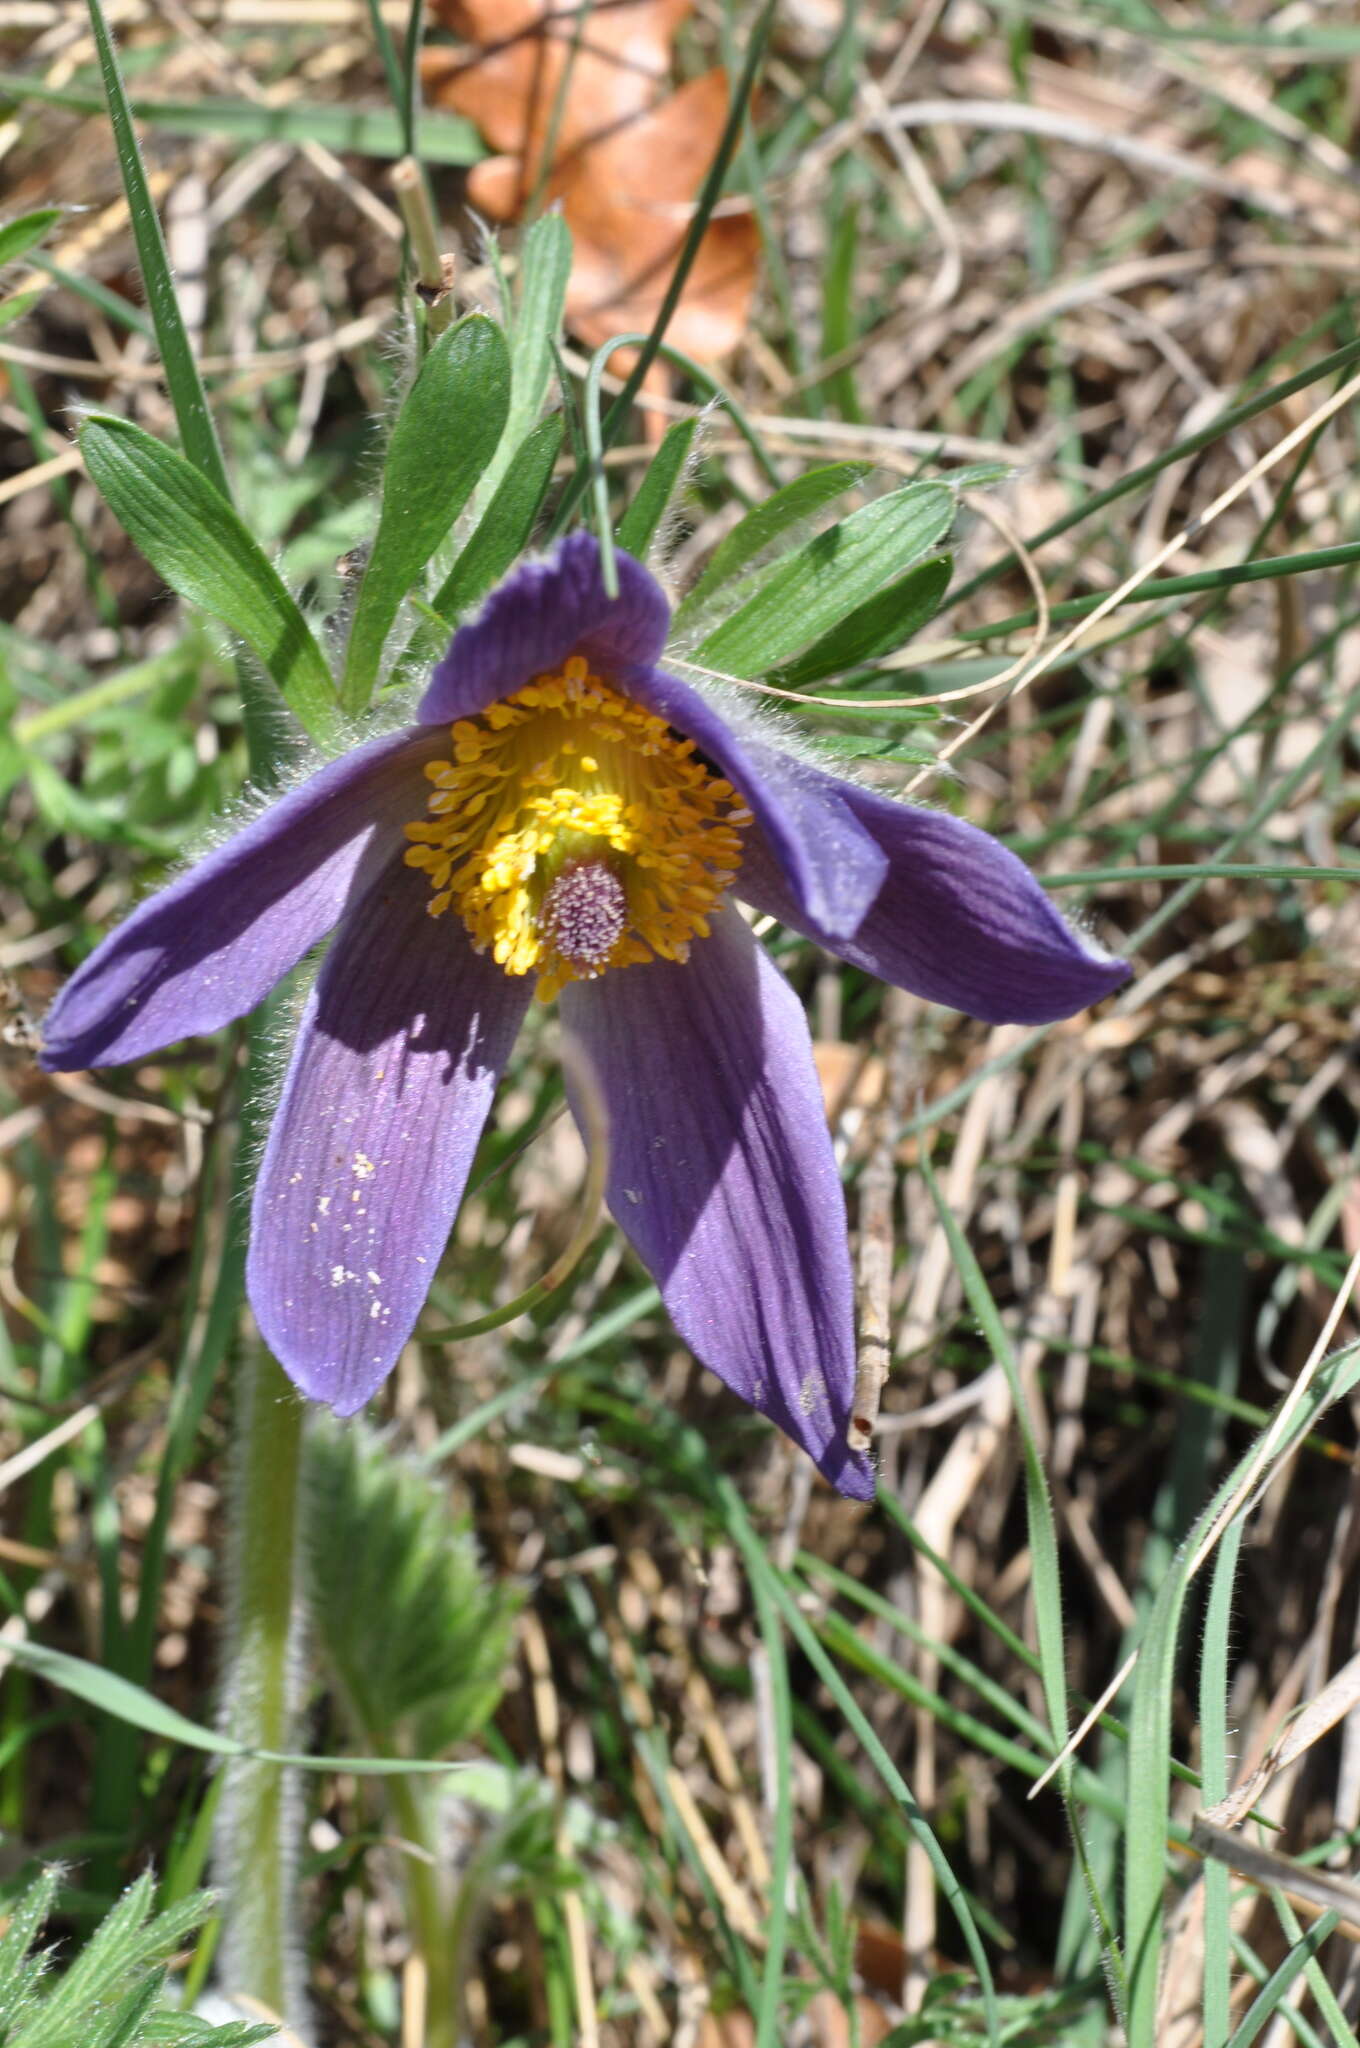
[0,207,61,267]
[0,72,482,164]
[2,1635,475,1775]
[80,416,339,744]
[720,1482,792,2048]
[340,312,510,713]
[82,0,229,502]
[1270,1892,1360,2048]
[1126,1336,1360,2048]
[1224,1913,1338,2048]
[949,335,1360,609]
[917,1144,1125,1999]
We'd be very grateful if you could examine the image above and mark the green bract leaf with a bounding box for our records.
[694,481,955,678]
[0,207,61,267]
[340,312,510,713]
[674,460,873,626]
[80,415,339,745]
[430,413,563,628]
[0,1870,277,2047]
[474,213,570,515]
[616,417,699,558]
[305,1414,518,1758]
[773,553,951,689]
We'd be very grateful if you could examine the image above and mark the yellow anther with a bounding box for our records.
[404,663,750,998]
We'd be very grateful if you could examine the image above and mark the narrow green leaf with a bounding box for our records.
[475,212,571,512]
[1125,1337,1360,2048]
[80,415,338,743]
[616,418,699,557]
[82,0,230,502]
[1201,1522,1246,2048]
[26,253,154,337]
[430,413,563,626]
[695,481,955,677]
[340,312,510,713]
[2,1634,470,1775]
[0,288,41,331]
[1224,1914,1338,2048]
[0,206,61,267]
[820,200,863,423]
[773,553,951,688]
[0,72,482,164]
[675,460,872,623]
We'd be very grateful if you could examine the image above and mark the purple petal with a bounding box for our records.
[621,671,889,937]
[41,728,442,1072]
[247,857,531,1414]
[560,904,874,1500]
[419,531,670,725]
[737,768,1130,1025]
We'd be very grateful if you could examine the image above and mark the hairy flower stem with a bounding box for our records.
[215,1344,308,2031]
[213,1004,311,2038]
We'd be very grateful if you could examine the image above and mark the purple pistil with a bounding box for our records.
[537,860,628,972]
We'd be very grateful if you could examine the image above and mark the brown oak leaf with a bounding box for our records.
[422,0,758,366]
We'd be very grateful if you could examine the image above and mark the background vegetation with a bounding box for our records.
[2,1,1360,2043]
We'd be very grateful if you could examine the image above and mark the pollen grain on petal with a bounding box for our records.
[404,660,750,997]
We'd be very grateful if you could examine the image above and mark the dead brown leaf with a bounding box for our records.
[422,0,758,365]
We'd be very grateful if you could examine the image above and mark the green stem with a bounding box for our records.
[214,1345,309,2034]
[387,1773,459,2048]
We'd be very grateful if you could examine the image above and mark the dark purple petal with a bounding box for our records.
[737,767,1130,1024]
[560,904,874,1500]
[41,728,443,1072]
[622,670,888,936]
[248,857,531,1414]
[419,531,669,725]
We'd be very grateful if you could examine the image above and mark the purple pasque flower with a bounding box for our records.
[41,533,1128,1500]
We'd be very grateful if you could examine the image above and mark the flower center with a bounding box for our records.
[403,655,752,999]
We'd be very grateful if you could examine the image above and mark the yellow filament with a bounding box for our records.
[404,655,752,999]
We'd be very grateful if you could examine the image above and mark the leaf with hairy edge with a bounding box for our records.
[773,554,952,690]
[695,482,955,678]
[430,413,564,627]
[80,416,339,745]
[674,460,873,626]
[83,0,230,502]
[473,213,570,514]
[616,417,699,558]
[340,312,510,714]
[305,1415,518,1757]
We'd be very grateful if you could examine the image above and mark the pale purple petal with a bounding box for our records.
[419,531,669,724]
[248,858,531,1414]
[737,769,1130,1024]
[560,904,874,1499]
[40,728,443,1071]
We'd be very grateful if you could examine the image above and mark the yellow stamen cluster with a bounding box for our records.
[404,655,752,1000]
